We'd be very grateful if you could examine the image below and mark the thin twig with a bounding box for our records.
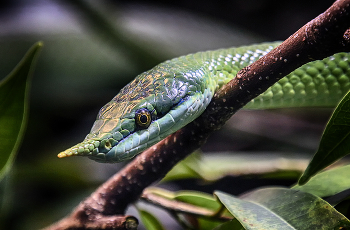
[44,215,138,230]
[140,188,232,221]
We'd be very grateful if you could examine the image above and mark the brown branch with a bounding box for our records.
[45,0,350,229]
[44,215,138,230]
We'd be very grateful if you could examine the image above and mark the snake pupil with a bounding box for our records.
[140,115,148,124]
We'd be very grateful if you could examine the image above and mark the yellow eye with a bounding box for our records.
[135,108,152,128]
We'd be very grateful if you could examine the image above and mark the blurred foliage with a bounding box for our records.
[0,0,345,229]
[0,42,42,181]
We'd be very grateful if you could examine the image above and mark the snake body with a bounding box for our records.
[58,42,350,163]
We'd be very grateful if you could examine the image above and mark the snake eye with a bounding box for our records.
[135,108,152,129]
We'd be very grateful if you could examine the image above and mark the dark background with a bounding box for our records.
[0,0,338,229]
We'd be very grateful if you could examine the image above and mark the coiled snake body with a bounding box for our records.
[58,42,350,163]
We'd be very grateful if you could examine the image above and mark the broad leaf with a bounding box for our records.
[0,42,43,180]
[174,191,230,230]
[213,220,244,230]
[299,91,350,185]
[138,209,166,230]
[294,164,350,198]
[215,187,350,230]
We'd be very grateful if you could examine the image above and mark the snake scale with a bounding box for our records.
[58,42,350,163]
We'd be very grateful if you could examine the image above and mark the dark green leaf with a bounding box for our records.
[0,42,43,181]
[215,187,350,230]
[138,209,165,230]
[213,219,244,230]
[294,164,350,198]
[299,91,350,185]
[174,191,230,230]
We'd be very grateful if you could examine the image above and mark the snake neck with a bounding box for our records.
[162,42,279,100]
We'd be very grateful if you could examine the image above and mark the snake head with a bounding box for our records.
[58,100,159,163]
[58,63,213,163]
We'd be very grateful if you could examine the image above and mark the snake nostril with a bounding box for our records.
[99,139,112,152]
[105,141,112,149]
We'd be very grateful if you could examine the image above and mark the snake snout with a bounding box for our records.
[57,139,100,158]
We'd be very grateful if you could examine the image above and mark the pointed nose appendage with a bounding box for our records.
[57,139,102,159]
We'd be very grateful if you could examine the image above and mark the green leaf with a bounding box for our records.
[0,42,43,181]
[143,188,231,230]
[213,220,244,230]
[161,151,202,182]
[138,209,165,230]
[174,191,230,230]
[293,164,350,198]
[299,91,350,185]
[215,187,350,230]
[174,191,222,212]
[163,151,307,183]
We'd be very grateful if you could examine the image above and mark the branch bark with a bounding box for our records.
[45,0,350,229]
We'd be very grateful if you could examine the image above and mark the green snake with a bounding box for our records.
[58,42,350,163]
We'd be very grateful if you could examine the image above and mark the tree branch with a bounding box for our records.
[45,215,138,230]
[45,0,350,229]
